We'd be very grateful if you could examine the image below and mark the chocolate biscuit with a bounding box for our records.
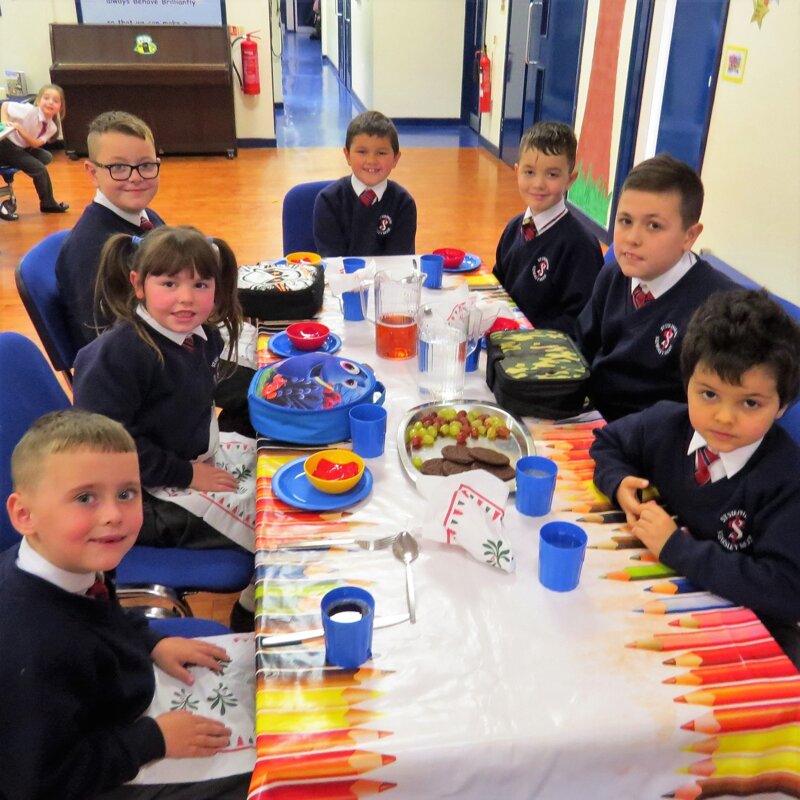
[470,447,511,466]
[420,458,446,476]
[441,445,475,464]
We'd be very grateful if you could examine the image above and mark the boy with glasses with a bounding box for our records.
[56,111,165,348]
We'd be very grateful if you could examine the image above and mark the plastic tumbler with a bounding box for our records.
[538,521,588,592]
[342,290,365,321]
[343,257,366,274]
[420,254,444,289]
[321,586,375,668]
[349,404,388,458]
[514,455,558,516]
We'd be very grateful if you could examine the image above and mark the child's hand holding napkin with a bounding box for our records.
[416,471,515,573]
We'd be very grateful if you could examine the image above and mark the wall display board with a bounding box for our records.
[75,0,225,26]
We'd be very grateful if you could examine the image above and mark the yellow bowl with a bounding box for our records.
[304,449,365,494]
[285,251,323,265]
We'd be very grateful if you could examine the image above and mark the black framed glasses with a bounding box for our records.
[90,161,161,181]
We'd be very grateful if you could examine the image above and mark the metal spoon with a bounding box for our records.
[392,530,420,624]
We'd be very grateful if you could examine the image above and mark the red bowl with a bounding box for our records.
[286,322,330,351]
[433,248,466,269]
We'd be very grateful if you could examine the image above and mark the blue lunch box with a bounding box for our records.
[248,352,386,444]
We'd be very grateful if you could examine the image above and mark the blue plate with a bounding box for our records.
[272,457,373,511]
[268,331,343,357]
[444,253,482,274]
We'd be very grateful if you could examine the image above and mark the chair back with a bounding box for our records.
[0,333,71,550]
[15,229,78,383]
[603,242,616,265]
[282,180,333,255]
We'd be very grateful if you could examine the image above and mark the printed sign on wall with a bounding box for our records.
[75,0,225,26]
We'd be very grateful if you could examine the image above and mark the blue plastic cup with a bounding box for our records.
[321,586,375,668]
[538,521,588,592]
[515,455,558,516]
[343,257,366,274]
[465,338,481,372]
[420,254,444,289]
[349,404,387,458]
[342,290,365,321]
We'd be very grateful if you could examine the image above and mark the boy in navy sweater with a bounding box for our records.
[313,110,416,257]
[56,111,165,349]
[575,154,736,421]
[0,410,250,800]
[591,289,800,663]
[493,121,603,337]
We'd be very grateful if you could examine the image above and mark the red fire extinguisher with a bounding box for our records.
[477,49,491,113]
[238,32,261,95]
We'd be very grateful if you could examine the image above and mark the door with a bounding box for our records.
[655,0,729,171]
[337,0,352,90]
[499,0,587,166]
[462,0,488,131]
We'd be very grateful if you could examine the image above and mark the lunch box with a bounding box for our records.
[237,260,324,321]
[248,352,386,444]
[485,329,590,419]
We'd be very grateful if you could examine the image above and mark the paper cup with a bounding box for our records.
[538,521,588,592]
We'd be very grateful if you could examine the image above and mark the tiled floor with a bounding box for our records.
[276,31,480,149]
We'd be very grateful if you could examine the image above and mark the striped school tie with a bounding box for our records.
[139,215,154,231]
[182,334,195,352]
[359,189,377,207]
[521,219,537,241]
[632,284,655,309]
[86,576,110,601]
[694,446,720,485]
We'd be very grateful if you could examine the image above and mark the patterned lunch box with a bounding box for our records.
[237,261,324,320]
[485,329,590,419]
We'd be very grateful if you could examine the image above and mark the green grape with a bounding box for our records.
[487,427,497,440]
[422,434,435,446]
[412,456,423,470]
[427,425,438,438]
[477,425,486,436]
[450,421,462,434]
[439,423,450,437]
[467,410,479,421]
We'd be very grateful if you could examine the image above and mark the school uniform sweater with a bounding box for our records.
[55,202,166,348]
[73,321,222,488]
[313,176,417,257]
[590,401,800,623]
[0,546,164,800]
[492,211,603,337]
[575,258,736,421]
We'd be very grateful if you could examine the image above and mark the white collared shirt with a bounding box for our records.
[351,174,388,203]
[4,101,57,149]
[17,537,97,594]
[93,190,147,227]
[135,304,207,347]
[687,429,762,482]
[631,251,697,300]
[523,198,568,237]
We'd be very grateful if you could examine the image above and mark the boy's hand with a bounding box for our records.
[152,637,230,685]
[156,710,231,759]
[190,461,238,493]
[630,501,678,559]
[615,476,650,525]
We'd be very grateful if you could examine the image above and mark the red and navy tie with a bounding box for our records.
[359,189,377,207]
[86,576,110,601]
[521,219,537,241]
[139,215,154,231]
[694,446,720,485]
[182,334,195,352]
[632,285,655,309]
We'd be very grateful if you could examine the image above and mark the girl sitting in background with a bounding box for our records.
[73,225,257,629]
[0,83,69,214]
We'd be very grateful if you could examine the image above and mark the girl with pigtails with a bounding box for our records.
[73,225,257,628]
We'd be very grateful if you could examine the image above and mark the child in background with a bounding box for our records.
[590,289,800,664]
[0,84,69,213]
[56,111,165,348]
[575,153,736,421]
[72,226,257,629]
[313,110,417,257]
[0,410,251,800]
[493,120,603,337]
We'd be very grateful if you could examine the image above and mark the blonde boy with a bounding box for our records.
[0,410,252,800]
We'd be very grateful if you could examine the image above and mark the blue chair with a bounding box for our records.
[0,332,254,618]
[603,242,615,265]
[282,179,333,255]
[778,401,800,446]
[0,165,19,222]
[15,229,78,385]
[149,616,231,637]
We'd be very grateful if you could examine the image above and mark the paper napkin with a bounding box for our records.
[416,471,515,573]
[326,258,377,298]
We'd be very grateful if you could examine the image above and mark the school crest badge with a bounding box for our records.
[376,215,392,236]
[717,509,752,551]
[654,322,678,355]
[531,257,550,282]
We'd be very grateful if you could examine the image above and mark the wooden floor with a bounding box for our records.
[0,146,520,622]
